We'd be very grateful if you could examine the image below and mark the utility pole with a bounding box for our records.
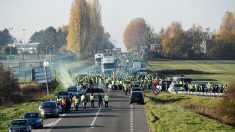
[8,28,13,58]
[22,29,26,60]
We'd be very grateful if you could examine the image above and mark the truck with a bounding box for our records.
[95,53,104,66]
[101,56,116,76]
[132,60,142,71]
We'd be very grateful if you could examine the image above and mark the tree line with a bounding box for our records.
[123,11,235,60]
[30,26,68,55]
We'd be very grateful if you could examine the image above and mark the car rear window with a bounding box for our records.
[25,113,39,118]
[42,102,56,108]
[12,120,27,126]
[132,92,143,98]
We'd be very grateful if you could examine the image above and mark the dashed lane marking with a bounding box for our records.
[130,104,134,132]
[46,113,66,132]
[90,107,101,128]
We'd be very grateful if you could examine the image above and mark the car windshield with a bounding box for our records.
[11,120,27,126]
[25,113,40,118]
[42,102,56,108]
[132,88,141,92]
[104,63,115,69]
[68,87,77,92]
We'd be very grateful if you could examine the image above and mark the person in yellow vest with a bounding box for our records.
[104,94,109,108]
[81,94,86,109]
[73,95,80,111]
[90,93,95,108]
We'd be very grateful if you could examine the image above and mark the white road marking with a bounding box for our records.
[90,107,101,128]
[130,104,134,132]
[46,113,66,132]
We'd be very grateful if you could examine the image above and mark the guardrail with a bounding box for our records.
[173,91,224,97]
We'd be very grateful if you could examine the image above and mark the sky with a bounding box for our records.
[0,0,235,51]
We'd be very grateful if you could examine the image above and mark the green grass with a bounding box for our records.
[144,92,235,132]
[146,60,235,84]
[0,85,64,131]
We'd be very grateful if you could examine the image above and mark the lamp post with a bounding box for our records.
[22,29,26,60]
[8,28,13,58]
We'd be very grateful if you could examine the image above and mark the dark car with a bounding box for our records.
[8,119,31,132]
[24,112,43,129]
[39,101,59,118]
[130,91,144,104]
[57,91,69,99]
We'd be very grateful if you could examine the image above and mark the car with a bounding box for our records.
[131,80,141,87]
[8,119,31,132]
[168,83,184,92]
[131,87,142,93]
[130,91,144,104]
[39,101,59,118]
[67,86,79,96]
[24,112,43,129]
[56,91,69,99]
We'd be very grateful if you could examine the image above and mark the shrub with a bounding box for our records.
[218,82,235,125]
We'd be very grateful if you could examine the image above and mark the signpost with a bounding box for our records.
[32,66,53,95]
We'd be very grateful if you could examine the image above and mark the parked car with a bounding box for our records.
[168,83,184,92]
[8,119,31,132]
[24,112,43,129]
[39,101,59,118]
[130,91,144,104]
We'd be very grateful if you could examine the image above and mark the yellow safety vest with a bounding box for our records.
[104,95,109,101]
[90,95,94,101]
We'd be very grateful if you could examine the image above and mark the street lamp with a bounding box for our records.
[22,29,26,61]
[8,28,13,58]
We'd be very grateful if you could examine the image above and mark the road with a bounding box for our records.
[33,90,149,132]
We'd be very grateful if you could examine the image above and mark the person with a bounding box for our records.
[81,94,86,109]
[65,97,71,112]
[104,94,109,108]
[98,94,103,108]
[90,93,95,108]
[60,97,66,113]
[73,95,79,111]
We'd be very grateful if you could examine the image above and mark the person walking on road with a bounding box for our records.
[104,94,109,108]
[81,94,86,109]
[60,97,66,113]
[90,93,95,108]
[98,94,103,108]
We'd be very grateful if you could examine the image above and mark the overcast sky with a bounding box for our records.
[0,0,235,51]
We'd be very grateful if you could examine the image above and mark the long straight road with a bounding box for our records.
[33,90,149,132]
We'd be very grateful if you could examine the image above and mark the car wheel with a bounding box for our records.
[40,124,43,128]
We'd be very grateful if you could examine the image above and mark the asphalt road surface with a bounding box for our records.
[33,90,149,132]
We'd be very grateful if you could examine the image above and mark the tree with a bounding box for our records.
[208,11,235,59]
[67,0,113,58]
[0,29,12,46]
[184,24,205,59]
[217,11,235,43]
[161,22,186,59]
[0,64,19,105]
[123,18,150,51]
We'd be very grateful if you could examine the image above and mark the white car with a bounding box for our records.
[168,83,184,92]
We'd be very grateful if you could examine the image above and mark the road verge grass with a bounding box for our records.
[144,91,235,132]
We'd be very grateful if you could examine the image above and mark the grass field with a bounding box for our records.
[146,60,235,84]
[144,91,235,132]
